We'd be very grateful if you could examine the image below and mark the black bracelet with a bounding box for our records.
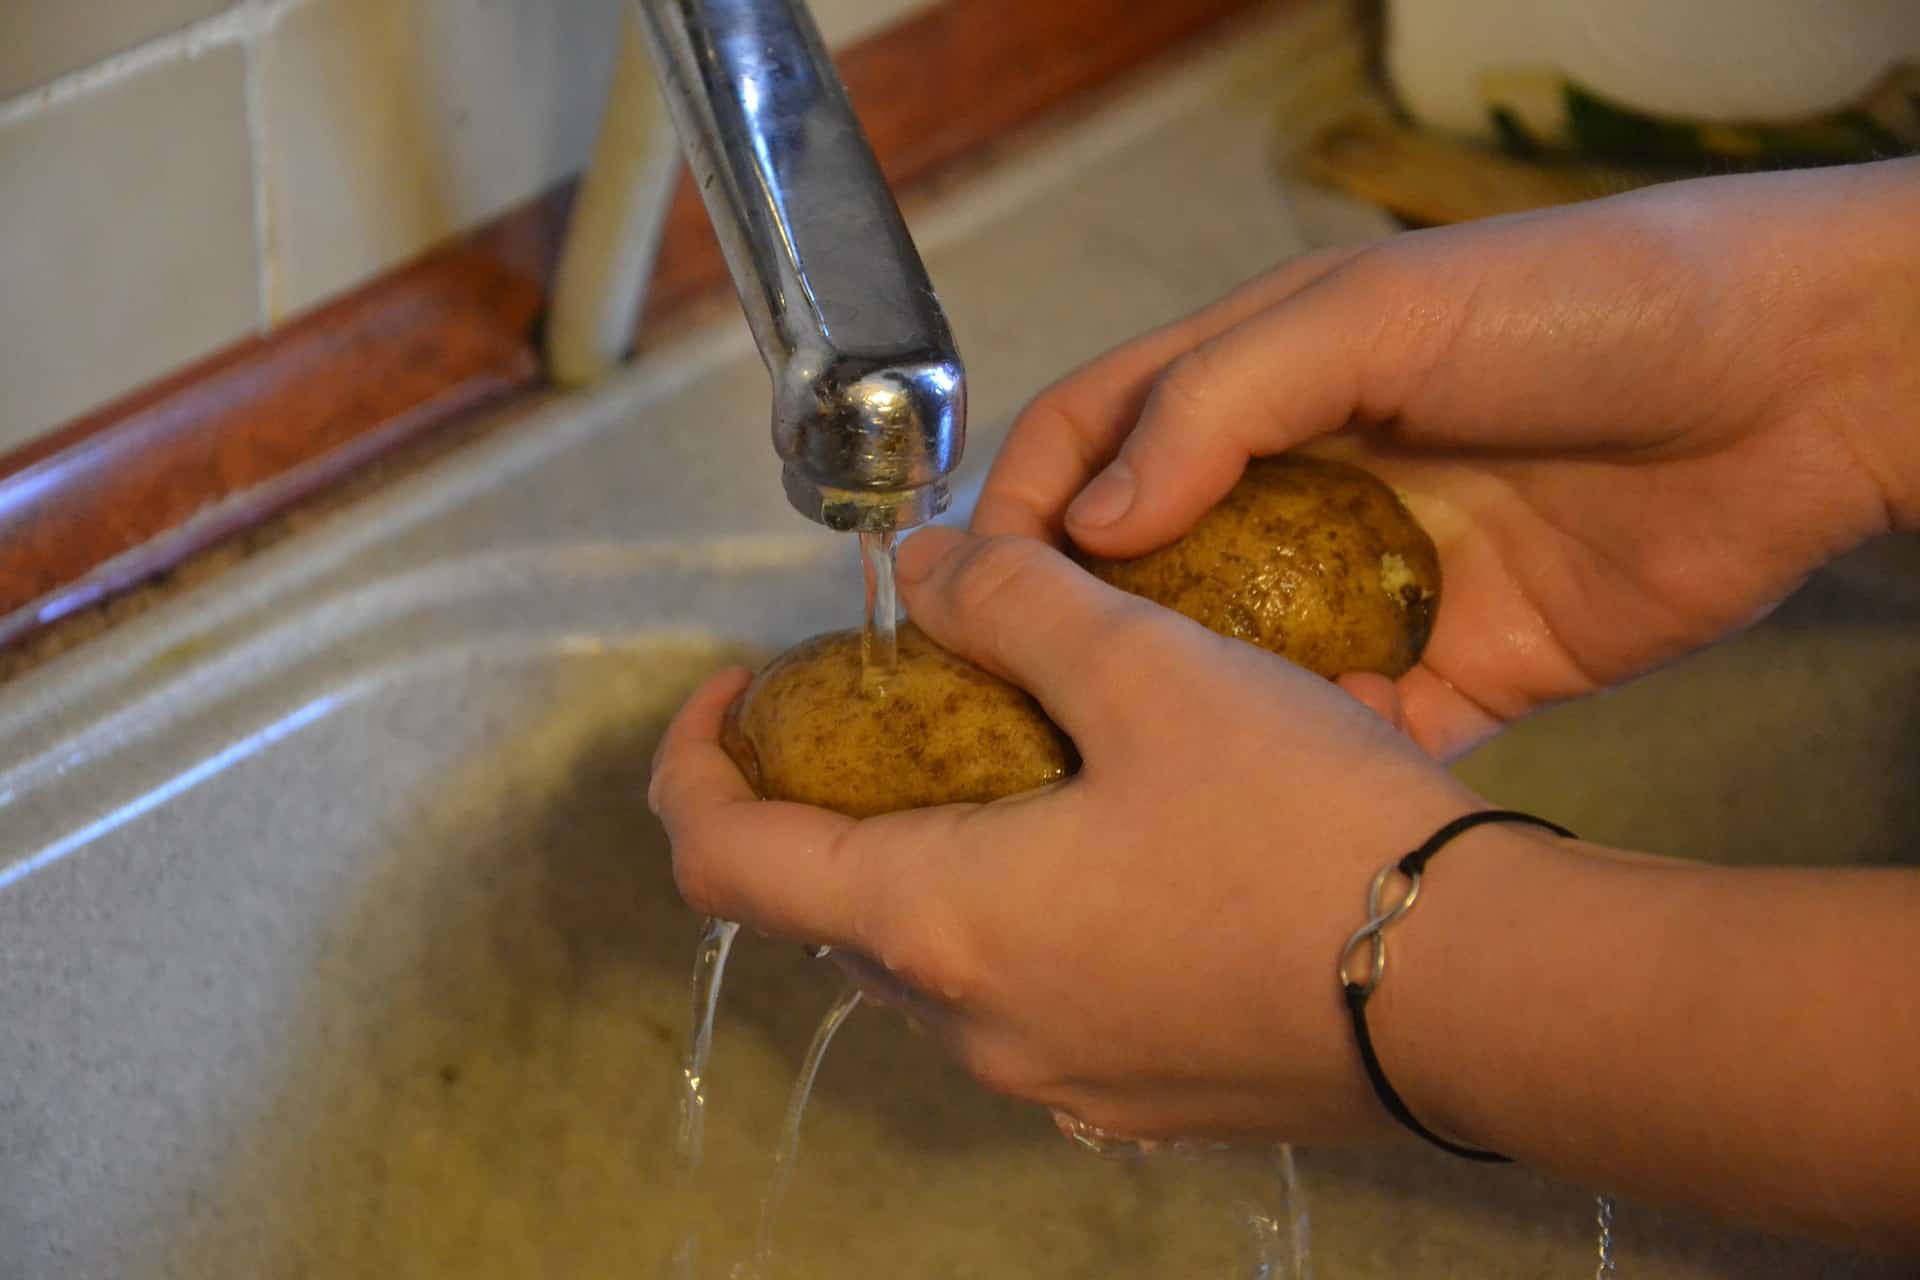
[1338,808,1576,1163]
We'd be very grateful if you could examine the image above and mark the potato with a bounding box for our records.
[722,455,1435,814]
[1076,454,1440,679]
[722,622,1075,818]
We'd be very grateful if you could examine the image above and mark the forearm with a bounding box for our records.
[1379,824,1920,1249]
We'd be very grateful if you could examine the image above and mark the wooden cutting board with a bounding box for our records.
[1302,112,1659,225]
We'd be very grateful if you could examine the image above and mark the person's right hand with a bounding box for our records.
[974,158,1920,758]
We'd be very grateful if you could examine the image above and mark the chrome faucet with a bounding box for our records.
[634,0,964,532]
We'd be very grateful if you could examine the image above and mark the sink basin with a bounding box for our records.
[0,546,1303,1278]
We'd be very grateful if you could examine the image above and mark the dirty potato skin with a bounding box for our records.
[1077,455,1441,679]
[722,622,1076,818]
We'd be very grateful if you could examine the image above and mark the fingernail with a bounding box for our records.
[646,752,670,814]
[1068,459,1136,529]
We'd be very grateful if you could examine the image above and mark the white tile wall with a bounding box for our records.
[0,44,257,454]
[0,0,936,454]
[259,0,934,318]
[259,0,629,318]
[0,0,230,99]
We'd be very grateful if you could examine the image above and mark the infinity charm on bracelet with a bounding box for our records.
[1337,861,1422,997]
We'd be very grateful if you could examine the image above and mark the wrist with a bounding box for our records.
[1356,816,1584,1155]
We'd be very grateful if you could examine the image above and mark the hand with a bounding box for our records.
[973,159,1920,757]
[651,528,1532,1144]
[653,529,1920,1242]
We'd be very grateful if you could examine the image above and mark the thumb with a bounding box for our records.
[895,528,1168,741]
[1064,253,1405,558]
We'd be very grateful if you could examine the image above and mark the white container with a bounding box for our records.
[1386,0,1920,139]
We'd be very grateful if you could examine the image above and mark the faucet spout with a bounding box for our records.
[634,0,965,532]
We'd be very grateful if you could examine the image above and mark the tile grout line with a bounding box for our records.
[0,0,313,131]
[241,5,280,330]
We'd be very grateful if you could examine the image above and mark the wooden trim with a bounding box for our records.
[0,0,1269,652]
[0,195,566,648]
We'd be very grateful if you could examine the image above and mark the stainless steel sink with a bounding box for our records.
[3,10,1912,1276]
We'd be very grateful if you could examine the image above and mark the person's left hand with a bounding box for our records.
[964,168,1920,761]
[650,528,1531,1145]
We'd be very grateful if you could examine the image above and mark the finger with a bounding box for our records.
[971,247,1365,543]
[1336,671,1407,733]
[896,527,1166,739]
[832,949,1046,1106]
[1065,249,1428,557]
[831,950,958,1038]
[1394,665,1505,761]
[651,668,876,941]
[831,950,916,1011]
[653,679,1034,963]
[647,666,753,816]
